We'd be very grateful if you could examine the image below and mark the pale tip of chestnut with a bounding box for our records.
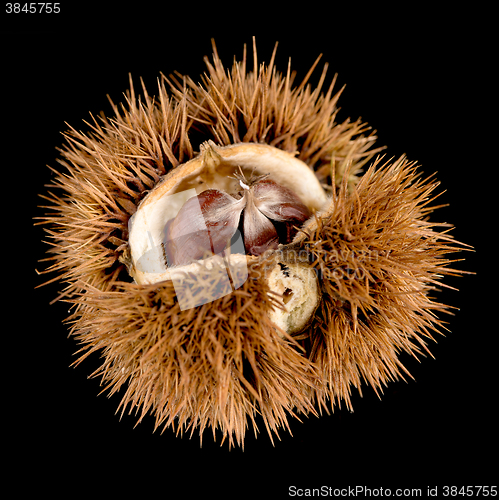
[268,261,321,335]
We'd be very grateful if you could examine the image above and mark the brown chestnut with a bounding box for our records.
[163,174,311,267]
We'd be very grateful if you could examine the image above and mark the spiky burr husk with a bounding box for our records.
[37,40,466,446]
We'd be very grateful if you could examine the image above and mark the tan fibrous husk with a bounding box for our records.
[295,156,468,410]
[73,255,319,446]
[37,39,468,446]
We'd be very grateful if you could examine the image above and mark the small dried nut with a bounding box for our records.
[268,261,320,335]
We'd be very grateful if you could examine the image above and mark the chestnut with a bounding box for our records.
[163,175,311,267]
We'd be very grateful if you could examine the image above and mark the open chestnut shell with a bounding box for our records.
[127,141,326,335]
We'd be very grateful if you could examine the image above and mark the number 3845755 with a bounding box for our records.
[6,3,61,13]
[443,486,497,497]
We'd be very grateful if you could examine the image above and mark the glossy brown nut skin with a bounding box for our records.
[163,179,311,266]
[163,190,243,267]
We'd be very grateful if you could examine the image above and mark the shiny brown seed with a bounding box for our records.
[163,176,310,266]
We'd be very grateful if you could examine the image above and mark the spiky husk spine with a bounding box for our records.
[38,40,466,446]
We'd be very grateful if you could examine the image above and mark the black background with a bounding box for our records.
[4,5,496,497]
